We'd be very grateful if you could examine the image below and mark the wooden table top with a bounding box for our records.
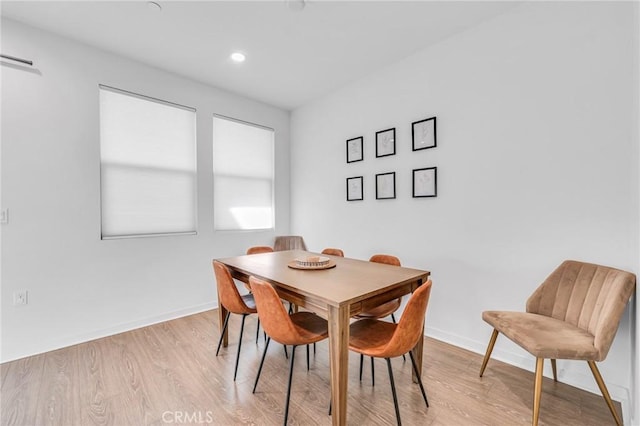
[216,250,430,309]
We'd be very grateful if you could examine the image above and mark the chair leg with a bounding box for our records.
[256,318,261,344]
[215,311,231,356]
[385,358,402,426]
[283,345,289,359]
[306,344,310,371]
[359,354,375,385]
[283,345,298,426]
[253,337,271,393]
[532,357,544,426]
[408,351,429,408]
[233,314,248,381]
[587,361,622,426]
[550,359,557,382]
[371,356,375,386]
[479,329,499,377]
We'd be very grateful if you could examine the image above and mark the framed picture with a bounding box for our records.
[346,176,364,201]
[412,117,437,151]
[346,136,363,163]
[413,167,437,198]
[375,172,396,200]
[375,128,396,158]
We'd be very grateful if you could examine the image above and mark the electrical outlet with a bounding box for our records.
[13,290,28,306]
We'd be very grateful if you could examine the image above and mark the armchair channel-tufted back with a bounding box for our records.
[526,260,635,361]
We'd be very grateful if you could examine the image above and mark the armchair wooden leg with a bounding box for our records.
[479,329,499,377]
[532,357,544,426]
[550,359,557,382]
[587,361,622,426]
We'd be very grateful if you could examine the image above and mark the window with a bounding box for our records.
[99,85,197,238]
[212,115,274,230]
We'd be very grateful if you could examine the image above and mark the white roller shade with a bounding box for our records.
[99,86,197,238]
[212,116,274,230]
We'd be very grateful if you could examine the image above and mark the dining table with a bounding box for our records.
[215,249,431,426]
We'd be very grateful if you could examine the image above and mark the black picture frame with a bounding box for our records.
[346,176,364,201]
[412,117,437,151]
[412,167,437,198]
[346,136,363,163]
[375,128,396,158]
[375,172,396,200]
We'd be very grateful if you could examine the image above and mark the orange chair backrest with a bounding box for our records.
[213,261,255,314]
[249,276,302,346]
[246,246,274,255]
[369,254,401,266]
[384,280,432,358]
[322,248,344,257]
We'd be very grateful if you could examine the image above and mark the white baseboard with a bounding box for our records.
[1,302,217,363]
[425,325,631,425]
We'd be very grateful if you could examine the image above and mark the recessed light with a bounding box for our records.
[147,1,162,12]
[231,52,246,63]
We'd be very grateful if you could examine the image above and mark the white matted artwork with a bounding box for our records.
[375,128,396,158]
[413,167,437,198]
[412,117,437,151]
[346,176,364,201]
[346,136,363,163]
[375,172,396,200]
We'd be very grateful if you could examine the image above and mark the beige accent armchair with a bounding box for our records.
[479,260,635,426]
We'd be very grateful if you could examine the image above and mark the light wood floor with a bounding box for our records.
[1,310,620,425]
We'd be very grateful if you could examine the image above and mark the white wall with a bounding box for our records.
[291,2,638,421]
[0,19,291,362]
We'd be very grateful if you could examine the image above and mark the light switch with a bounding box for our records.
[0,209,7,224]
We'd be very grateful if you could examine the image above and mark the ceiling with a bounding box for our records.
[1,1,518,110]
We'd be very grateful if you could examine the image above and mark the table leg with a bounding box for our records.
[218,290,229,348]
[411,323,425,384]
[328,304,349,426]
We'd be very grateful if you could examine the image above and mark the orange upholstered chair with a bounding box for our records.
[321,248,344,257]
[249,276,329,425]
[356,254,404,384]
[479,260,636,426]
[349,280,433,425]
[243,246,275,341]
[246,245,274,255]
[213,261,259,381]
[244,246,274,291]
[356,255,402,320]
